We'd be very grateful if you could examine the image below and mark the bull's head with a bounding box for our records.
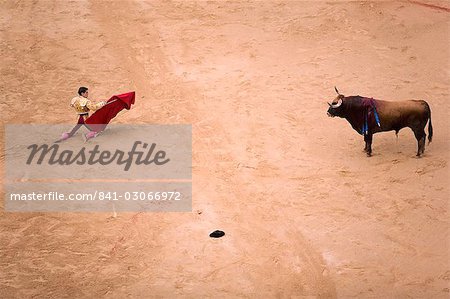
[327,87,345,117]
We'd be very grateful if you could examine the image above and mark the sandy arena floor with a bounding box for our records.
[0,0,449,298]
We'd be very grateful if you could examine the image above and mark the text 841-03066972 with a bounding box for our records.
[98,191,182,201]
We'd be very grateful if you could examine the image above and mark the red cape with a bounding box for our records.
[85,91,135,132]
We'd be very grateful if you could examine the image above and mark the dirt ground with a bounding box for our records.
[0,0,449,298]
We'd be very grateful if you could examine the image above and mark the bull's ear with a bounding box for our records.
[327,102,332,107]
[334,86,340,95]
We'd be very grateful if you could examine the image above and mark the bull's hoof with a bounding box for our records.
[366,152,372,157]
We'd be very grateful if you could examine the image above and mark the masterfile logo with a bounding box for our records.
[5,124,192,212]
[26,141,170,171]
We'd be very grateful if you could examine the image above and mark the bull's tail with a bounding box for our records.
[428,114,433,144]
[425,101,433,144]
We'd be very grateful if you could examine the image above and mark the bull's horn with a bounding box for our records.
[327,102,332,107]
[334,86,340,95]
[331,98,342,108]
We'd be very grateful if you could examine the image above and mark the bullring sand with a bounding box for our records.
[0,1,449,298]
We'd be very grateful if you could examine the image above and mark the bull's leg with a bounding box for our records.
[420,135,426,154]
[364,134,373,157]
[413,129,426,157]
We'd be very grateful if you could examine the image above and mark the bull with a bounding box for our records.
[327,87,433,157]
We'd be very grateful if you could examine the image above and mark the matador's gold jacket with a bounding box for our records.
[70,96,105,115]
